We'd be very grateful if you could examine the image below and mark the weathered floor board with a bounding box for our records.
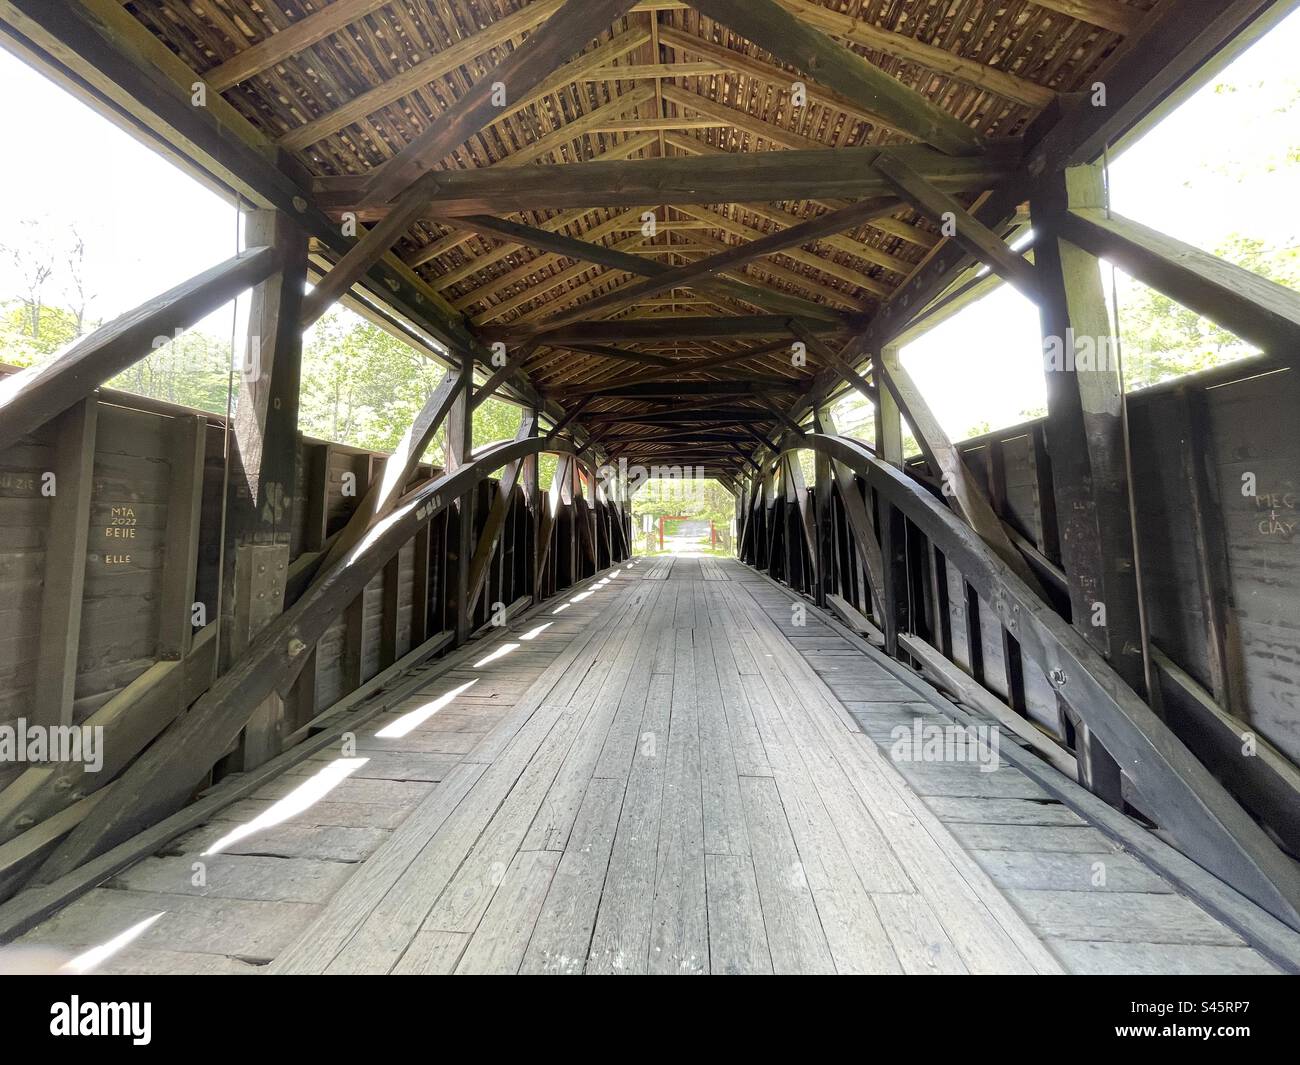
[18,558,1282,974]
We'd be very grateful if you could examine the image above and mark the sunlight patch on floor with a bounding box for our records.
[202,757,369,855]
[473,642,520,668]
[376,680,478,738]
[63,912,164,974]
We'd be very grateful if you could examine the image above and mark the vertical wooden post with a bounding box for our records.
[158,414,207,660]
[567,458,579,583]
[812,405,836,606]
[524,407,541,602]
[446,356,475,643]
[380,519,401,668]
[875,347,904,467]
[1032,163,1149,805]
[341,456,373,690]
[224,208,307,770]
[1176,385,1244,715]
[292,441,331,724]
[33,397,98,728]
[878,499,909,657]
[1030,423,1061,561]
[411,521,432,645]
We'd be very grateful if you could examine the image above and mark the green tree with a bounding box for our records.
[0,301,82,366]
[1114,234,1298,390]
[631,476,735,554]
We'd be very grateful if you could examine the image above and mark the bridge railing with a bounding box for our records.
[738,399,1300,931]
[0,250,631,907]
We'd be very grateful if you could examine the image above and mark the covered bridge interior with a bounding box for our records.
[0,0,1298,975]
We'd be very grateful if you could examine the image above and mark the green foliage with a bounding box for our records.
[297,310,525,462]
[108,327,234,412]
[632,476,733,526]
[0,301,84,366]
[298,310,443,453]
[1114,234,1299,391]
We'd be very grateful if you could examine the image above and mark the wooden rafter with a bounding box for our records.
[683,0,984,155]
[301,0,645,326]
[327,143,1017,220]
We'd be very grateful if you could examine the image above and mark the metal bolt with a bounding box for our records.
[1049,668,1068,686]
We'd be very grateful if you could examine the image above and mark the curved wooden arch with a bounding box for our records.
[777,432,1300,931]
[41,436,582,879]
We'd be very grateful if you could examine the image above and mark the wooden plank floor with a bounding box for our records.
[733,566,1281,976]
[18,558,1281,974]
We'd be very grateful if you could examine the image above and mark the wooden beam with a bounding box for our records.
[232,212,308,535]
[771,0,1054,108]
[314,371,460,578]
[544,397,594,442]
[1174,386,1245,716]
[31,399,97,728]
[447,213,847,323]
[791,323,878,404]
[447,360,475,643]
[800,431,1300,930]
[813,414,886,622]
[1031,164,1150,801]
[491,314,845,345]
[684,0,983,154]
[406,139,658,273]
[670,201,890,301]
[553,343,677,369]
[328,144,1016,219]
[0,247,277,451]
[157,414,207,660]
[40,433,582,877]
[899,633,1079,778]
[536,453,574,579]
[564,340,790,393]
[275,6,649,150]
[874,154,1040,299]
[1033,0,1145,35]
[875,347,1048,597]
[576,378,800,399]
[811,406,836,606]
[1053,206,1300,359]
[450,208,650,309]
[223,212,310,768]
[467,415,538,613]
[203,0,393,91]
[532,197,901,329]
[302,0,644,323]
[471,356,524,413]
[588,59,733,79]
[657,24,908,137]
[586,405,765,424]
[363,0,643,205]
